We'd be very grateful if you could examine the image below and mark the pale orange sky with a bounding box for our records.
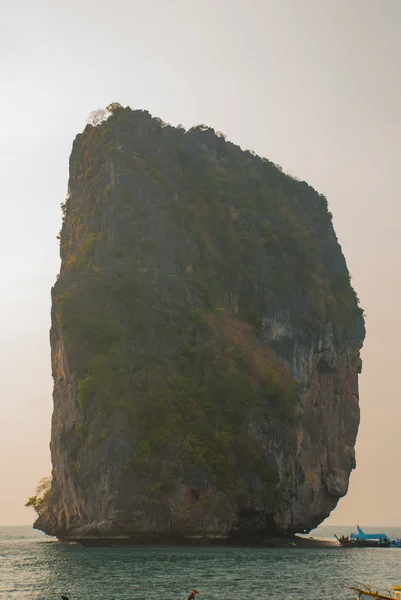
[1,0,400,526]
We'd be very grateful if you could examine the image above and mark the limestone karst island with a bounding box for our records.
[33,103,365,544]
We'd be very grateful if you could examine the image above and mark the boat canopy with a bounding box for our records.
[351,526,390,541]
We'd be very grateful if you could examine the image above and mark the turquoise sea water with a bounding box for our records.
[1,525,401,600]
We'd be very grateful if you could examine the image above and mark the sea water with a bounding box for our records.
[1,525,401,600]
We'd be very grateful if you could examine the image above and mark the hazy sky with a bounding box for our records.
[1,0,400,527]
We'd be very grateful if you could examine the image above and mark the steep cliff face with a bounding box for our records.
[36,105,365,541]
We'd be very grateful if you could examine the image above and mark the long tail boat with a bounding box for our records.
[336,526,393,547]
[351,586,401,599]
